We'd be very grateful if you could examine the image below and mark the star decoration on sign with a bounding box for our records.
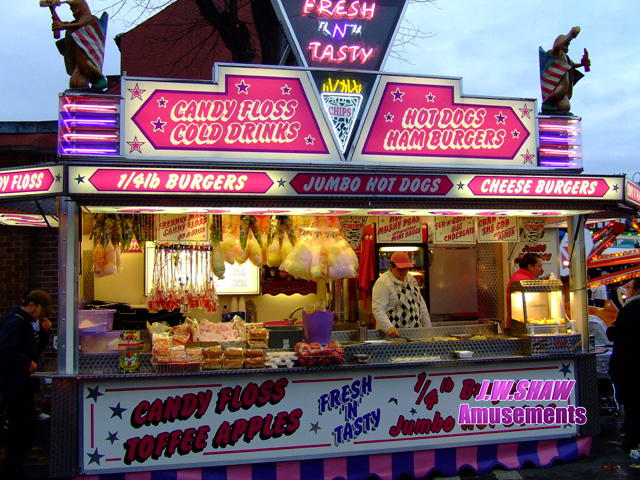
[305,135,315,145]
[520,149,535,164]
[151,117,167,132]
[110,402,127,419]
[281,84,292,95]
[157,97,168,108]
[519,103,533,119]
[87,449,104,465]
[75,174,85,184]
[127,136,145,154]
[559,363,572,377]
[106,432,119,444]
[410,408,417,415]
[612,184,619,192]
[425,92,436,102]
[391,87,405,102]
[86,385,103,402]
[277,178,286,187]
[457,182,465,190]
[128,83,146,101]
[310,422,321,434]
[495,111,507,124]
[236,79,250,94]
[55,173,62,183]
[511,129,521,139]
[384,112,394,122]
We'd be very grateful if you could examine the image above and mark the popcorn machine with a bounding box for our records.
[510,279,569,336]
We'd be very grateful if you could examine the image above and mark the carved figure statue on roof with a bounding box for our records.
[44,0,108,90]
[539,26,591,114]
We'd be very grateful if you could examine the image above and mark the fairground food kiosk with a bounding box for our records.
[3,3,640,479]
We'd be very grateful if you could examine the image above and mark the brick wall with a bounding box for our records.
[1,225,59,362]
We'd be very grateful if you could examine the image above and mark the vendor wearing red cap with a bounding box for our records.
[372,251,431,338]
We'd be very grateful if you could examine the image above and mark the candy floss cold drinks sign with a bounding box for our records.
[80,360,580,474]
[122,65,343,162]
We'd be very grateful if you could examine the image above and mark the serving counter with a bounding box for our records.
[43,325,599,478]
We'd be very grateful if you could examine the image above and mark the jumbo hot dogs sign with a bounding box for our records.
[80,361,578,473]
[122,65,537,167]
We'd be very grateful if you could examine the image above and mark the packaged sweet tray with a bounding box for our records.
[297,355,344,367]
[151,361,203,372]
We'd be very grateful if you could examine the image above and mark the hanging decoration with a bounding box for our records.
[146,244,218,313]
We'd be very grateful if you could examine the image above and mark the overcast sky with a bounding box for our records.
[3,1,639,179]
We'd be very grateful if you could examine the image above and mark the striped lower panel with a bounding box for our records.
[74,436,592,480]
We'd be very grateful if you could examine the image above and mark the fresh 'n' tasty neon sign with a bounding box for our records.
[302,0,378,66]
[303,0,376,20]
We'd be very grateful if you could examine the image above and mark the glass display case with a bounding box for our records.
[510,279,567,336]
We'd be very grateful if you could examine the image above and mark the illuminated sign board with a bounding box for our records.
[70,167,624,207]
[0,214,59,227]
[351,75,538,167]
[123,65,343,162]
[272,0,408,70]
[626,179,640,208]
[319,75,366,152]
[0,166,63,197]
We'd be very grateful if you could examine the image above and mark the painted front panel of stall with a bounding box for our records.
[80,359,582,474]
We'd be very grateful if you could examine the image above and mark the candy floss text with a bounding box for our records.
[122,379,302,465]
[317,375,379,445]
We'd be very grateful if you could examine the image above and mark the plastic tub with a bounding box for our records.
[302,310,334,345]
[79,309,115,332]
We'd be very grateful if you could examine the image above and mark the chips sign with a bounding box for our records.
[272,0,409,71]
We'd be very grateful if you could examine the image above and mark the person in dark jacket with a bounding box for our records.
[606,277,640,452]
[0,290,53,479]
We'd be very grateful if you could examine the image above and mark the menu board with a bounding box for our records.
[476,217,518,243]
[156,214,208,242]
[212,261,260,295]
[433,216,475,244]
[377,216,423,243]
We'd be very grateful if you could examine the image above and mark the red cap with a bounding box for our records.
[390,251,414,269]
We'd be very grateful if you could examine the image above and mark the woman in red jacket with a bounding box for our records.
[506,253,543,330]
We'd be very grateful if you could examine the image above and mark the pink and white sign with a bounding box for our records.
[79,360,577,474]
[289,173,453,196]
[123,65,343,162]
[70,167,273,195]
[626,179,640,208]
[377,215,422,242]
[476,217,518,243]
[0,214,59,228]
[351,76,537,167]
[157,214,209,242]
[467,175,615,199]
[0,166,63,197]
[434,216,476,244]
